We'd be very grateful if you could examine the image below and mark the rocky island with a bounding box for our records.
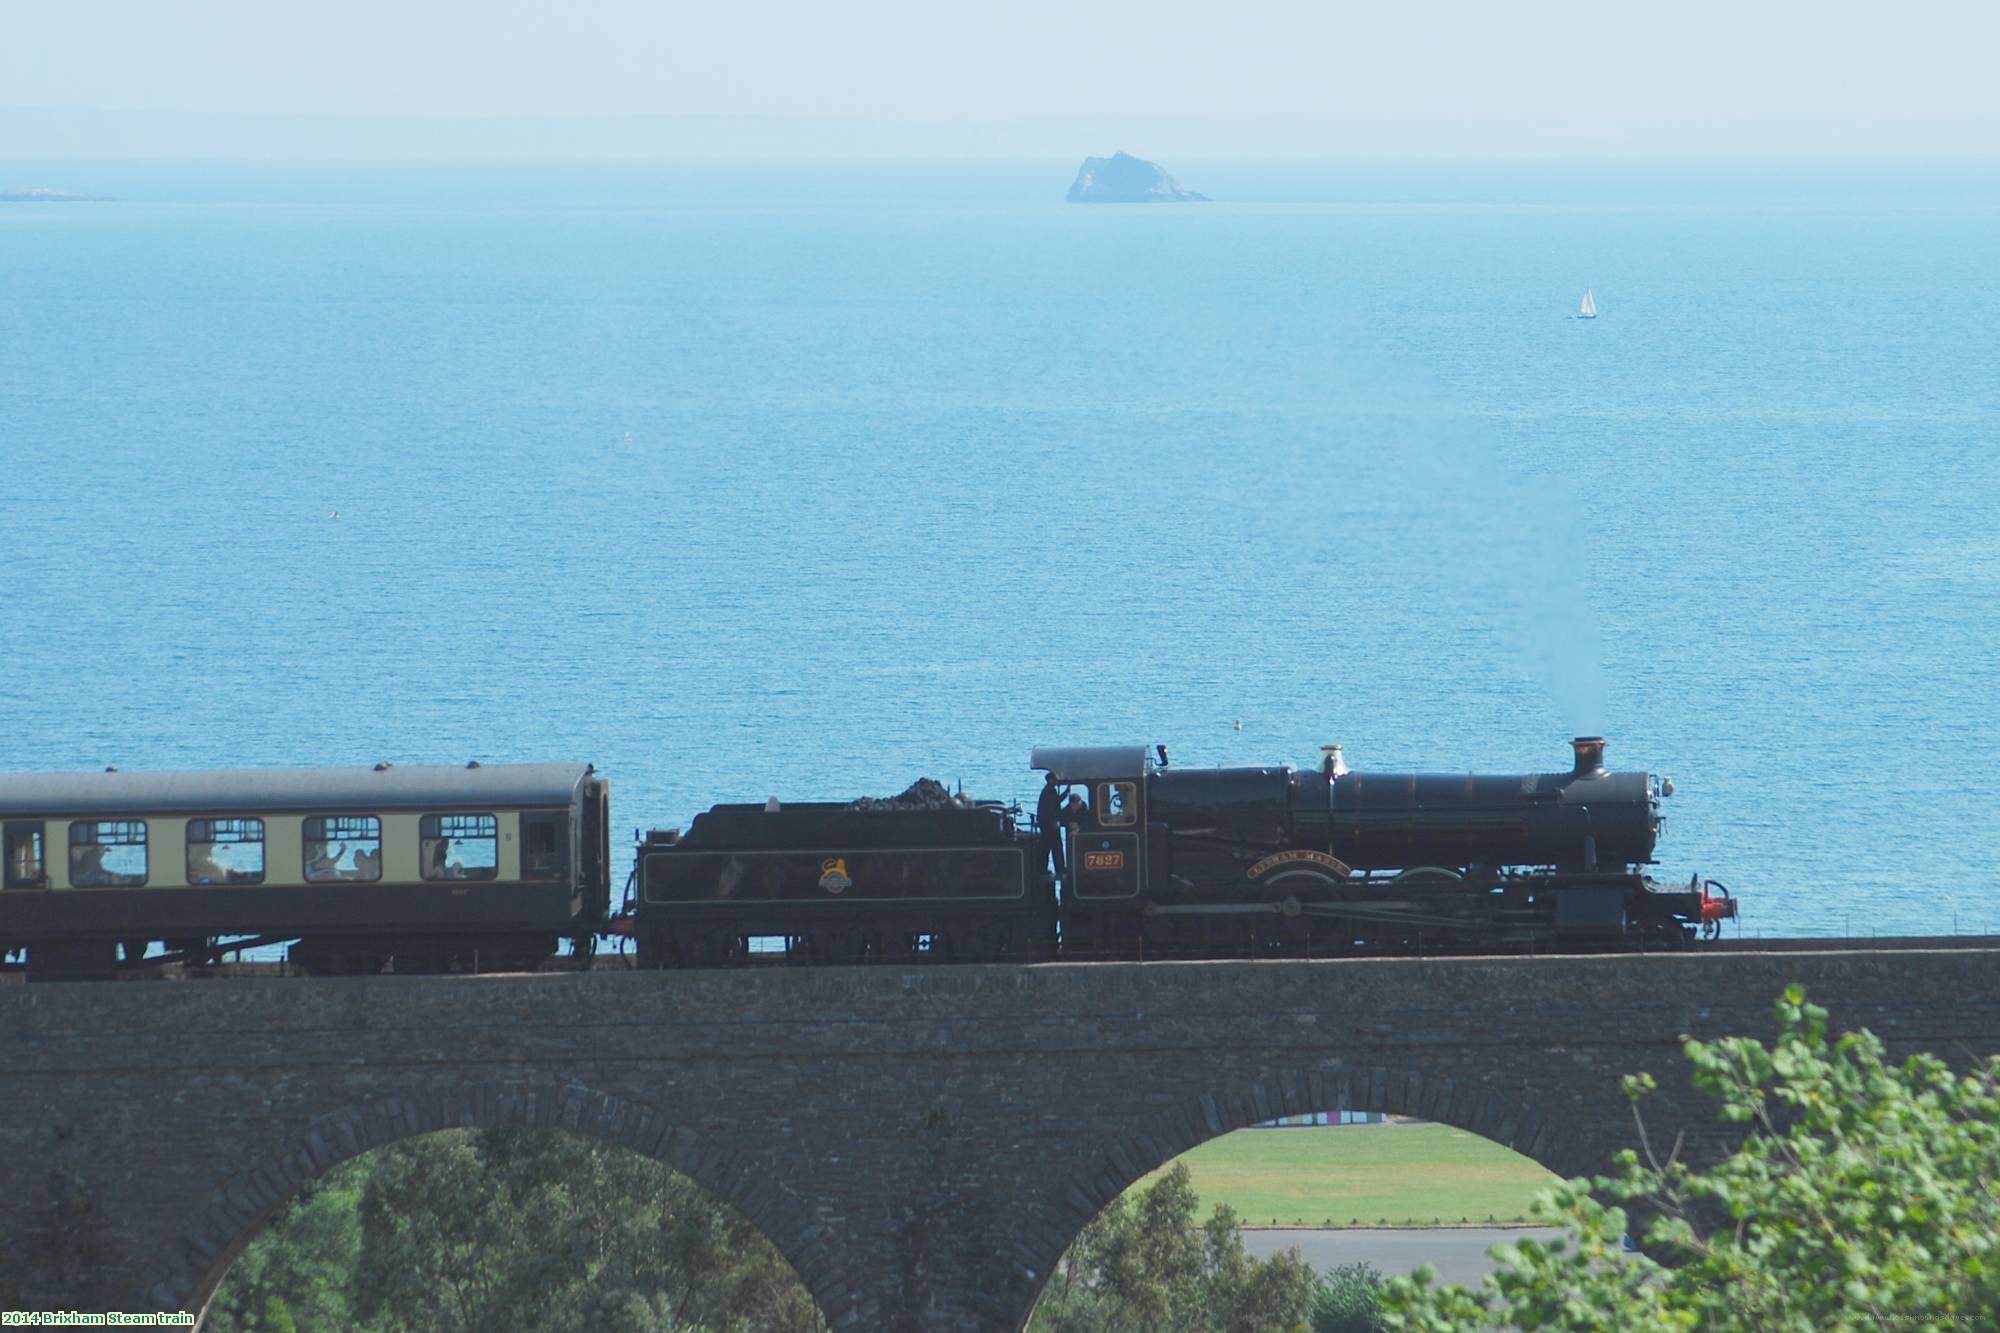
[1065,152,1208,204]
[0,187,113,202]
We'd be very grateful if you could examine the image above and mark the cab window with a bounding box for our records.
[303,815,382,882]
[1096,781,1137,826]
[4,822,46,889]
[187,818,265,885]
[420,813,499,881]
[69,820,148,886]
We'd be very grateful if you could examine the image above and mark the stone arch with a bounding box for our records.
[1005,1060,1580,1326]
[147,1079,834,1325]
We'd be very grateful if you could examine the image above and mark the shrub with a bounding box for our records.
[1385,987,2000,1332]
[1311,1261,1387,1333]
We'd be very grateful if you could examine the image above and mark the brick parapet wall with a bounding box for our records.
[1,949,1993,1330]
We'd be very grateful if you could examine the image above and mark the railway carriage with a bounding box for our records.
[0,763,610,980]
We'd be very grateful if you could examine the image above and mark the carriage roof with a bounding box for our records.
[0,763,594,818]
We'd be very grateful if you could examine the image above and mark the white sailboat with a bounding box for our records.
[1578,288,1598,319]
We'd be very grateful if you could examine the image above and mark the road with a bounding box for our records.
[1242,1226,1568,1288]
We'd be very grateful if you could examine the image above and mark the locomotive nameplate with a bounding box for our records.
[1083,850,1125,871]
[1246,849,1352,880]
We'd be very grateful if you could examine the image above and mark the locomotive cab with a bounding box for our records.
[1028,745,1152,904]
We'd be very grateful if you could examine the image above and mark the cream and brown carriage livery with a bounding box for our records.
[0,763,609,980]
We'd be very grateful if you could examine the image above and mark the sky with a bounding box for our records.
[5,0,1997,158]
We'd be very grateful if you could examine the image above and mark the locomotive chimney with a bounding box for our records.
[1571,736,1607,778]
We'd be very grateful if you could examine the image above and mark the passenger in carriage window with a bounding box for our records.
[350,845,381,881]
[306,842,347,880]
[71,843,113,886]
[187,840,228,886]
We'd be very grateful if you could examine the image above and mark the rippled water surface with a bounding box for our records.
[3,160,1996,937]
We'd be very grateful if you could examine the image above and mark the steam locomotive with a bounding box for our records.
[0,736,1735,980]
[626,736,1736,967]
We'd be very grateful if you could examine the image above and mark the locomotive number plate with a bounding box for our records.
[1084,850,1125,871]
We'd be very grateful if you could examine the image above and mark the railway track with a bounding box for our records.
[6,935,1999,983]
[1706,934,2000,953]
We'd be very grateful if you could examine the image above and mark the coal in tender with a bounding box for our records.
[850,778,956,811]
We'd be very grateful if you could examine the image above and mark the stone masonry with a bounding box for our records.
[2,948,1997,1330]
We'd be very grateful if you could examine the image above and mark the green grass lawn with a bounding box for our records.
[1135,1122,1558,1227]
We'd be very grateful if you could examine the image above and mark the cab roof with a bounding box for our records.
[0,763,595,818]
[1029,745,1154,782]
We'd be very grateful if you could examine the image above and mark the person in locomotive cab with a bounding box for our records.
[1037,773,1067,879]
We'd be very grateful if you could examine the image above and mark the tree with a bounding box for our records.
[1199,1203,1318,1332]
[1030,1161,1316,1332]
[204,1172,364,1333]
[210,1127,827,1332]
[351,1130,518,1331]
[347,1128,826,1333]
[1385,986,2000,1331]
[258,1296,298,1333]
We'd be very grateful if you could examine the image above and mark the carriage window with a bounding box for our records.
[420,813,498,881]
[68,820,148,886]
[4,822,46,889]
[187,818,265,885]
[1096,781,1137,826]
[303,815,381,882]
[520,812,568,881]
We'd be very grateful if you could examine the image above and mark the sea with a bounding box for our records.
[2,159,1996,941]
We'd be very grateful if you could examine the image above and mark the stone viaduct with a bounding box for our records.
[3,946,1997,1330]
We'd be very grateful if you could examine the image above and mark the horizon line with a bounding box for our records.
[8,152,2000,166]
[8,107,2000,164]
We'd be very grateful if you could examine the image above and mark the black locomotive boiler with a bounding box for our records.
[626,736,1735,966]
